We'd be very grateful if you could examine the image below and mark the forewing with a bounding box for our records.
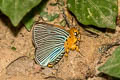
[33,23,69,67]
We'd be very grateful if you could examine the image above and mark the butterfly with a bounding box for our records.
[33,22,80,67]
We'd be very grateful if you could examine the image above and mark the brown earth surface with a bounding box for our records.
[0,0,120,80]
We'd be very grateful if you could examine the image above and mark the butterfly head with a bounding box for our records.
[69,27,79,37]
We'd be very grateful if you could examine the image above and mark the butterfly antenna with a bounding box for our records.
[62,8,71,28]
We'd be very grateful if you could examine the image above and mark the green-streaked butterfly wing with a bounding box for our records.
[33,23,69,67]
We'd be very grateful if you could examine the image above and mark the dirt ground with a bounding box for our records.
[0,0,120,80]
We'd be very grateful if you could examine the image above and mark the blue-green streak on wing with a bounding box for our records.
[33,23,69,67]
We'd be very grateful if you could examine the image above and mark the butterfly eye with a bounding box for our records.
[74,32,78,36]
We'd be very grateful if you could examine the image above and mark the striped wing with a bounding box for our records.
[33,23,69,67]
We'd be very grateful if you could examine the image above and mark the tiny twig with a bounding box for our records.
[99,40,120,53]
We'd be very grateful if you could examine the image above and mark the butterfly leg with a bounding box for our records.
[75,46,80,52]
[64,53,68,57]
[48,64,54,68]
[71,44,80,53]
[75,45,85,57]
[78,35,81,41]
[64,48,69,57]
